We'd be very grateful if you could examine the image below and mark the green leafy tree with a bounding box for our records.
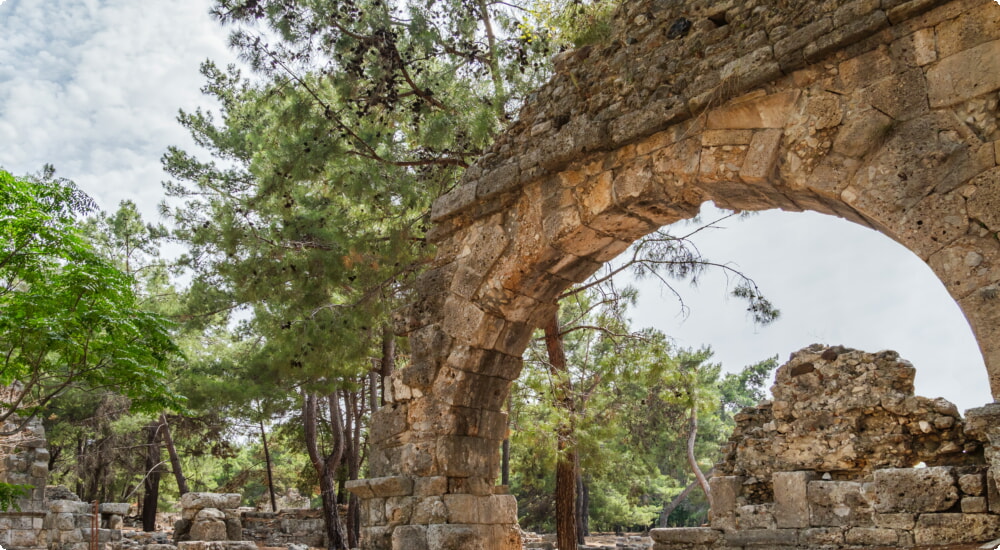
[0,168,181,430]
[512,283,778,533]
[0,168,182,510]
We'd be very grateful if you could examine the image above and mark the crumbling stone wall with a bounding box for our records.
[45,500,129,550]
[651,345,1000,549]
[1,417,50,550]
[240,509,325,548]
[353,0,1000,546]
[716,345,982,496]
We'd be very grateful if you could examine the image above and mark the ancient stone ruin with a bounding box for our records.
[0,417,50,550]
[351,0,1000,546]
[650,345,1000,549]
[0,419,325,550]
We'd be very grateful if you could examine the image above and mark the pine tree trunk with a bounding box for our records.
[501,394,511,486]
[659,479,698,527]
[544,309,578,550]
[260,419,277,512]
[686,406,712,509]
[379,325,395,406]
[303,392,347,549]
[575,455,585,545]
[160,414,188,496]
[501,437,510,486]
[576,467,590,540]
[142,421,162,532]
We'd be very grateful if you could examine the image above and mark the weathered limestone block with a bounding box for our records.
[724,528,798,546]
[845,527,900,545]
[914,513,1000,545]
[98,503,129,516]
[189,508,228,541]
[177,542,257,550]
[963,495,988,513]
[961,472,986,495]
[709,476,742,531]
[808,481,874,527]
[873,466,959,512]
[800,527,845,546]
[717,346,976,485]
[410,497,448,524]
[773,470,816,528]
[391,525,428,550]
[927,39,1000,108]
[179,493,241,511]
[736,504,775,530]
[649,527,722,544]
[875,512,916,530]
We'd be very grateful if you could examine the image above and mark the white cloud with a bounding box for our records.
[0,0,235,221]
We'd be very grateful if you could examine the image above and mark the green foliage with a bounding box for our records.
[0,169,182,430]
[510,286,778,531]
[527,0,619,47]
[0,482,31,512]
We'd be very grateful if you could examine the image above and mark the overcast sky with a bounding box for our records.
[0,0,992,412]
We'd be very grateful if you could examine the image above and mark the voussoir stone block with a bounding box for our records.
[927,39,1000,108]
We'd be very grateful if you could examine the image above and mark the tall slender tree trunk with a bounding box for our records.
[576,466,590,542]
[476,0,507,117]
[344,385,364,549]
[686,404,712,510]
[659,469,714,527]
[160,414,188,496]
[544,309,578,550]
[303,392,346,550]
[142,421,162,532]
[260,419,277,512]
[379,325,395,406]
[501,395,511,486]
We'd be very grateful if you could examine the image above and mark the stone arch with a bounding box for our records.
[348,0,1000,547]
